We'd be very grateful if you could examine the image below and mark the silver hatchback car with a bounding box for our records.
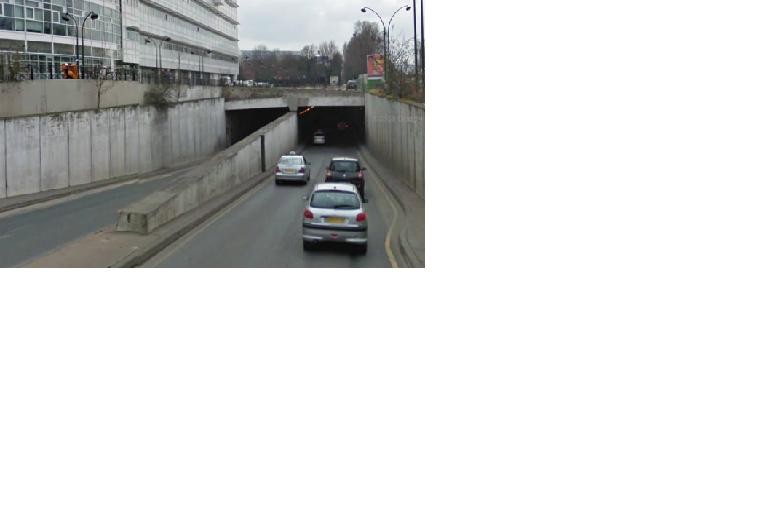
[275,153,310,185]
[302,183,368,254]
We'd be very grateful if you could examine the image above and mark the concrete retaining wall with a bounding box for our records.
[0,98,226,199]
[365,94,425,199]
[117,112,297,234]
[0,80,223,118]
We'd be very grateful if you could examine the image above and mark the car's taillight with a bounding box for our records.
[304,209,314,219]
[325,170,332,178]
[356,212,367,222]
[299,167,305,173]
[357,170,364,178]
[274,166,280,173]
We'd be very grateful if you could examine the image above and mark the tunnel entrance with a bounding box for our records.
[297,106,365,147]
[226,108,289,146]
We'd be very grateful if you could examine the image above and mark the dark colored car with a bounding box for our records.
[346,80,358,90]
[324,157,366,197]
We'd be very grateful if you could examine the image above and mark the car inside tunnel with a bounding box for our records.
[225,105,365,147]
[297,106,365,147]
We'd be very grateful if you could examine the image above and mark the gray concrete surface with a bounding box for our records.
[0,98,226,200]
[117,112,297,234]
[0,162,203,267]
[146,145,393,268]
[365,94,425,199]
[225,93,365,112]
[0,80,223,118]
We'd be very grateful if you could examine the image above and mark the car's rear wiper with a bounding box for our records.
[333,205,356,209]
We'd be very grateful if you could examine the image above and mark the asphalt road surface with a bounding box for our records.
[0,166,198,267]
[146,145,394,268]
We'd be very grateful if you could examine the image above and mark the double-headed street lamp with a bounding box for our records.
[61,10,98,76]
[360,5,411,86]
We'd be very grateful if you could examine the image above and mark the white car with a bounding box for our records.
[313,130,326,145]
[274,152,310,185]
[302,183,368,254]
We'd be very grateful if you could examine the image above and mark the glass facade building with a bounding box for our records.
[0,0,122,78]
[0,0,239,80]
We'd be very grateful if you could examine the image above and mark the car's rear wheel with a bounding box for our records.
[355,243,367,255]
[275,179,281,185]
[303,241,313,251]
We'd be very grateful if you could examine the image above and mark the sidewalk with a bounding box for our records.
[358,145,425,268]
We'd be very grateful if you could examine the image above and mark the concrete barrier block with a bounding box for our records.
[6,116,41,197]
[40,113,70,191]
[91,110,110,182]
[116,112,296,234]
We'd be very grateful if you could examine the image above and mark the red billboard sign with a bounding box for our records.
[367,54,385,78]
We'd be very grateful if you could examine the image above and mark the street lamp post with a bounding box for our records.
[80,11,98,76]
[413,0,418,92]
[60,12,79,75]
[145,36,171,82]
[361,5,411,89]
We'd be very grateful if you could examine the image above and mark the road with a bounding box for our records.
[146,145,394,268]
[0,165,200,267]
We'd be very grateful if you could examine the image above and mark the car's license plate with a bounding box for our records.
[283,169,296,174]
[326,217,345,224]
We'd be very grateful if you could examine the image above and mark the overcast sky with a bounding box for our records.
[237,0,420,53]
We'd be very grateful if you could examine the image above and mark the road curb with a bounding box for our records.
[110,171,272,267]
[357,145,422,268]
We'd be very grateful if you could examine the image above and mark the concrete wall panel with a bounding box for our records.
[91,110,110,182]
[0,97,228,200]
[40,114,70,191]
[109,109,127,178]
[67,111,92,186]
[124,106,140,175]
[365,94,424,199]
[0,121,5,198]
[6,117,41,197]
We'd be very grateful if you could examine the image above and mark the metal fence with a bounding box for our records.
[0,52,227,86]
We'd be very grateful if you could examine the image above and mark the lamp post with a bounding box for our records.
[361,5,411,88]
[145,36,171,82]
[61,11,85,76]
[62,10,98,77]
[413,0,418,92]
[80,11,98,76]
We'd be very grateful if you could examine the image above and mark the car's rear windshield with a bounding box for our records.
[280,156,304,165]
[330,160,360,172]
[310,191,360,210]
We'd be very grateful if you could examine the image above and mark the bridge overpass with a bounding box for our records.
[224,90,365,111]
[224,90,367,145]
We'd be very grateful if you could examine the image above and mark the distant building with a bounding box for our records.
[0,0,123,78]
[0,0,239,81]
[122,0,240,81]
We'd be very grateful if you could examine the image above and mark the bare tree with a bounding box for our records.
[95,67,115,111]
[343,21,382,81]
